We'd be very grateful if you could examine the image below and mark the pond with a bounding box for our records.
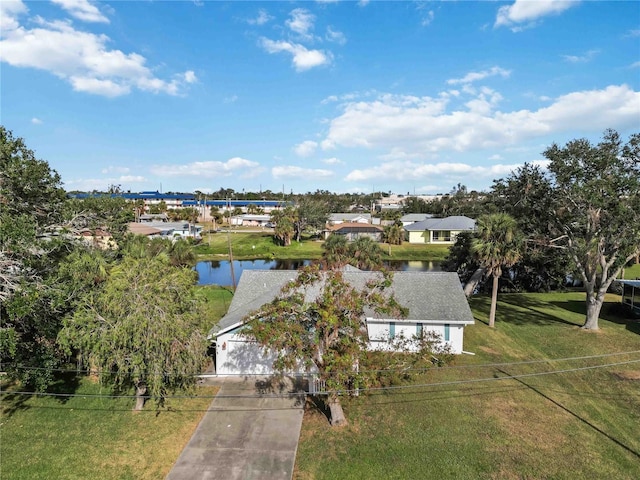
[195,259,442,287]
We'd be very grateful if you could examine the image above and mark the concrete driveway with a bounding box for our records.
[166,377,306,480]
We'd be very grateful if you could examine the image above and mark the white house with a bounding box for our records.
[209,270,475,376]
[328,213,372,225]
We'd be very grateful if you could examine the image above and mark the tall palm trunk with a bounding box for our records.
[489,274,499,328]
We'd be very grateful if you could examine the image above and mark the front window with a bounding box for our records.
[432,230,451,242]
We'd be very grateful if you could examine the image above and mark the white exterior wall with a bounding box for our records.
[216,321,467,376]
[216,330,317,376]
[367,320,465,354]
[216,331,280,375]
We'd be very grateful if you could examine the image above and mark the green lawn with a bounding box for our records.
[0,380,217,480]
[622,262,640,280]
[294,291,640,479]
[194,231,450,261]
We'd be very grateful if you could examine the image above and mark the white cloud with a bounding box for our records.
[51,0,109,24]
[447,66,511,85]
[420,10,435,27]
[345,160,528,183]
[294,140,318,157]
[101,166,130,174]
[286,8,316,41]
[119,175,146,183]
[247,9,273,26]
[625,29,640,38]
[272,165,333,179]
[495,0,579,31]
[321,85,640,156]
[322,157,343,165]
[0,6,195,97]
[31,117,43,124]
[326,26,346,45]
[223,94,238,103]
[259,38,332,71]
[64,175,147,191]
[562,49,599,63]
[630,61,640,69]
[0,1,27,31]
[183,70,197,83]
[151,158,261,178]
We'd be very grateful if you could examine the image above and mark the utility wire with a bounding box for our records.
[3,358,639,400]
[6,350,640,377]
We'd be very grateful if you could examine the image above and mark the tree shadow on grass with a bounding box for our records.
[472,294,582,327]
[547,300,640,336]
[1,371,82,418]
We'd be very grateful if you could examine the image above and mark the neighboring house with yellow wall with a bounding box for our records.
[405,216,476,244]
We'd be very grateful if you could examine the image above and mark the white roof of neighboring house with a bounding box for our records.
[210,269,474,338]
[329,213,371,222]
[232,214,271,221]
[404,216,476,232]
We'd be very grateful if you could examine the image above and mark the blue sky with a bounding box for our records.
[2,1,639,195]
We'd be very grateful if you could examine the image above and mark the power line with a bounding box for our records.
[3,358,639,400]
[7,350,640,378]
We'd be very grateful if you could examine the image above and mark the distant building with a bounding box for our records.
[324,222,384,242]
[328,213,371,225]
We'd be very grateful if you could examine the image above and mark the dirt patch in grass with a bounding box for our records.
[478,346,501,356]
[612,370,640,381]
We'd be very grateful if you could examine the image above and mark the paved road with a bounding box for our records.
[166,377,306,480]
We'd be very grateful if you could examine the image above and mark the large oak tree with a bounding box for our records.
[544,130,640,330]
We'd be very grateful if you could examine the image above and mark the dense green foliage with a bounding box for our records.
[58,255,208,409]
[544,130,640,329]
[1,127,74,389]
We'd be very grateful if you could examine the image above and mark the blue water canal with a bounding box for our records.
[195,259,442,287]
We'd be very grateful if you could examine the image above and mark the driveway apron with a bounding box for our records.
[166,377,305,480]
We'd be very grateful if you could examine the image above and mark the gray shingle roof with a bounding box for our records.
[401,213,433,223]
[210,270,474,337]
[404,216,476,232]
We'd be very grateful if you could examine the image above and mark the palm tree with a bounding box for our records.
[472,213,522,328]
[349,236,384,270]
[322,234,350,268]
[384,222,404,246]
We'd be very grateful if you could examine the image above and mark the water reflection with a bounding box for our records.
[195,259,442,286]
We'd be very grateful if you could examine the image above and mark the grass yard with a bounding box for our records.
[294,291,640,479]
[194,231,450,261]
[622,262,640,280]
[0,379,218,480]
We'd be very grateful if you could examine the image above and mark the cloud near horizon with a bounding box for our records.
[152,158,262,179]
[272,165,334,179]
